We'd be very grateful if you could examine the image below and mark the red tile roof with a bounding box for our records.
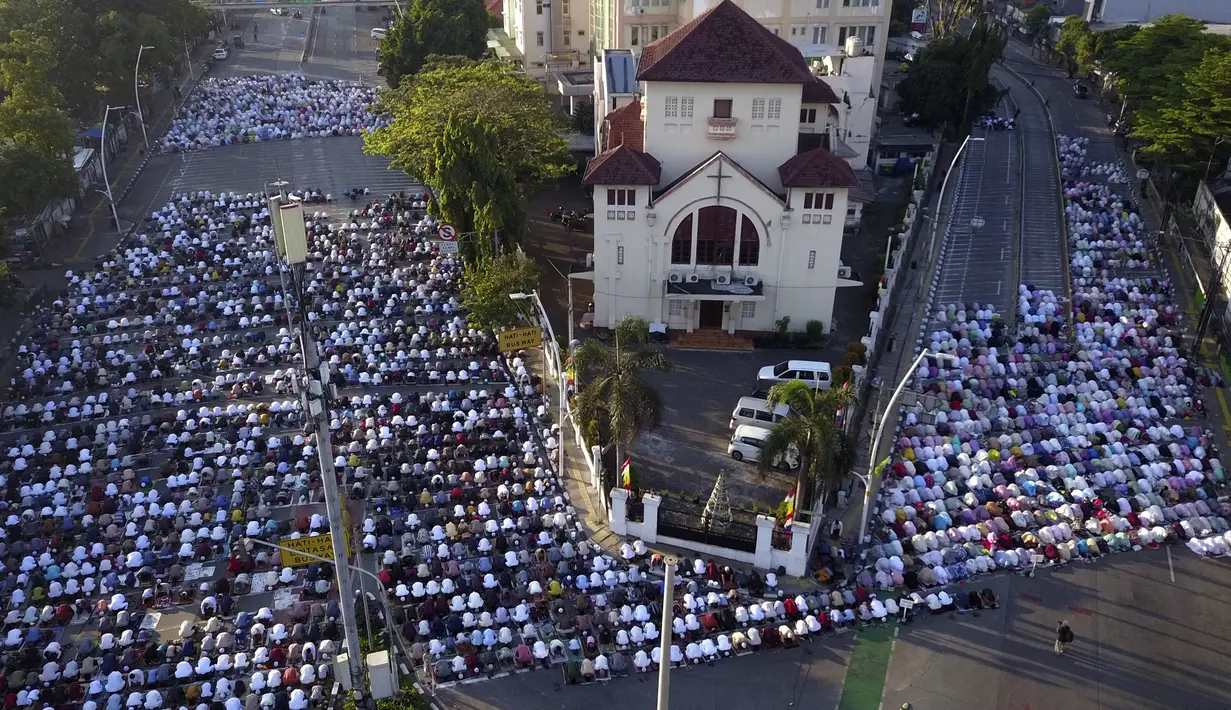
[636,0,814,84]
[802,76,839,104]
[602,100,645,152]
[779,146,858,188]
[485,0,503,17]
[582,144,662,186]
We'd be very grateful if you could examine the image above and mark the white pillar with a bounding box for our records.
[640,493,661,544]
[609,488,629,536]
[754,515,775,571]
[785,520,812,578]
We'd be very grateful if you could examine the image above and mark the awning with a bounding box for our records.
[666,279,765,301]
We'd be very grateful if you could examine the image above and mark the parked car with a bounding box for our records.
[371,27,388,40]
[728,425,798,470]
[755,360,833,391]
[729,396,790,430]
[270,7,285,15]
[212,47,229,60]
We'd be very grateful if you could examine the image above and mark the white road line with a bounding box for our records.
[1168,545,1176,583]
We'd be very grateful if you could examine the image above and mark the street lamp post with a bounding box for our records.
[656,556,678,710]
[135,45,155,151]
[99,105,128,233]
[854,349,957,551]
[927,136,985,259]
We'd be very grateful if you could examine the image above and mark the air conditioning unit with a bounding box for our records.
[837,265,853,279]
[686,274,700,283]
[743,276,759,287]
[668,272,683,283]
[714,274,731,286]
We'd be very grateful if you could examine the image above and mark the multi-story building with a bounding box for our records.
[503,0,590,77]
[582,1,862,336]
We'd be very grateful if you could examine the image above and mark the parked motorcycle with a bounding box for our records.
[548,206,569,222]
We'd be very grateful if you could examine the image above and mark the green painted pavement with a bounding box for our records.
[838,624,895,710]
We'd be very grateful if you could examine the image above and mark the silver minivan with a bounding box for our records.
[729,396,790,430]
[728,425,799,470]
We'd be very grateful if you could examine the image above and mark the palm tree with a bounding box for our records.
[757,380,857,517]
[570,314,670,498]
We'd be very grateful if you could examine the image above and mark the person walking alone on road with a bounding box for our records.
[1054,620,1074,654]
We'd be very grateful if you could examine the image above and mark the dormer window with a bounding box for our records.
[803,192,834,210]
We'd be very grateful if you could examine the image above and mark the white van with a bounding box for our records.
[756,360,833,391]
[729,396,790,430]
[728,425,799,470]
[371,27,388,40]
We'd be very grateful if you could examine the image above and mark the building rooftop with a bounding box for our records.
[603,50,640,95]
[602,100,645,152]
[802,76,840,104]
[873,114,936,149]
[636,0,814,85]
[778,146,859,189]
[582,144,662,186]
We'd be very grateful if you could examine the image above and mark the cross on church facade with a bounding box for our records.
[709,161,732,202]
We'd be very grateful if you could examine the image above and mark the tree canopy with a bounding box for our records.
[1134,48,1231,177]
[1102,14,1230,114]
[1024,5,1052,37]
[461,251,540,331]
[759,381,857,509]
[896,20,1005,138]
[0,29,76,218]
[0,0,213,121]
[928,0,977,40]
[377,0,489,88]
[364,61,572,244]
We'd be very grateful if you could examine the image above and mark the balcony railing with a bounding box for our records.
[834,2,885,16]
[707,117,737,139]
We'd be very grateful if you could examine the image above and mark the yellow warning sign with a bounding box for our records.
[280,532,350,568]
[497,326,542,352]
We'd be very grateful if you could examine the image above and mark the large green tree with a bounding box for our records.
[0,0,211,120]
[1134,49,1231,177]
[896,20,1005,138]
[1054,15,1089,76]
[0,30,76,217]
[1024,5,1052,37]
[462,251,540,330]
[571,315,670,500]
[929,0,977,40]
[1102,14,1231,116]
[377,0,489,87]
[757,381,857,513]
[364,61,572,243]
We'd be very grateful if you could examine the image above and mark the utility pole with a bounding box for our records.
[656,556,677,710]
[271,181,368,703]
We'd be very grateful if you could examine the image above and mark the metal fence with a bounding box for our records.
[655,494,759,554]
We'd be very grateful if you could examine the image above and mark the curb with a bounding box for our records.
[302,8,319,63]
[117,68,207,205]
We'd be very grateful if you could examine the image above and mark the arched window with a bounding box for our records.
[696,205,737,265]
[738,215,760,266]
[670,214,693,264]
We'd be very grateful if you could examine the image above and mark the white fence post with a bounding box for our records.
[754,516,775,571]
[640,493,661,544]
[609,488,629,536]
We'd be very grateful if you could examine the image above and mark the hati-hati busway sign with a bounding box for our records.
[280,532,350,568]
[437,223,457,240]
[497,326,542,352]
[435,240,459,254]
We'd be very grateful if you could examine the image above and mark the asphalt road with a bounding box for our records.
[930,123,1019,319]
[120,9,417,223]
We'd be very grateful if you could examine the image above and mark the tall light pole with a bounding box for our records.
[134,45,155,151]
[927,135,985,259]
[269,182,368,701]
[656,556,678,710]
[98,105,127,233]
[854,349,957,552]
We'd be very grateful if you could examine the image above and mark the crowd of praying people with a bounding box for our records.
[864,135,1231,595]
[159,76,387,154]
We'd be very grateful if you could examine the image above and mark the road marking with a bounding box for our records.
[1216,387,1231,426]
[1018,592,1043,602]
[1067,605,1094,616]
[1167,546,1176,583]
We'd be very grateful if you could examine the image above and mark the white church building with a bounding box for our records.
[582,0,859,339]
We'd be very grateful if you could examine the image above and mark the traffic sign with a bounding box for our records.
[437,223,457,240]
[279,532,350,567]
[497,326,542,352]
[435,241,459,254]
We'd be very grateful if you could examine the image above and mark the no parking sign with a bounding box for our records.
[437,223,457,240]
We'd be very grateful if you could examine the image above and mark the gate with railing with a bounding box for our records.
[655,494,759,554]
